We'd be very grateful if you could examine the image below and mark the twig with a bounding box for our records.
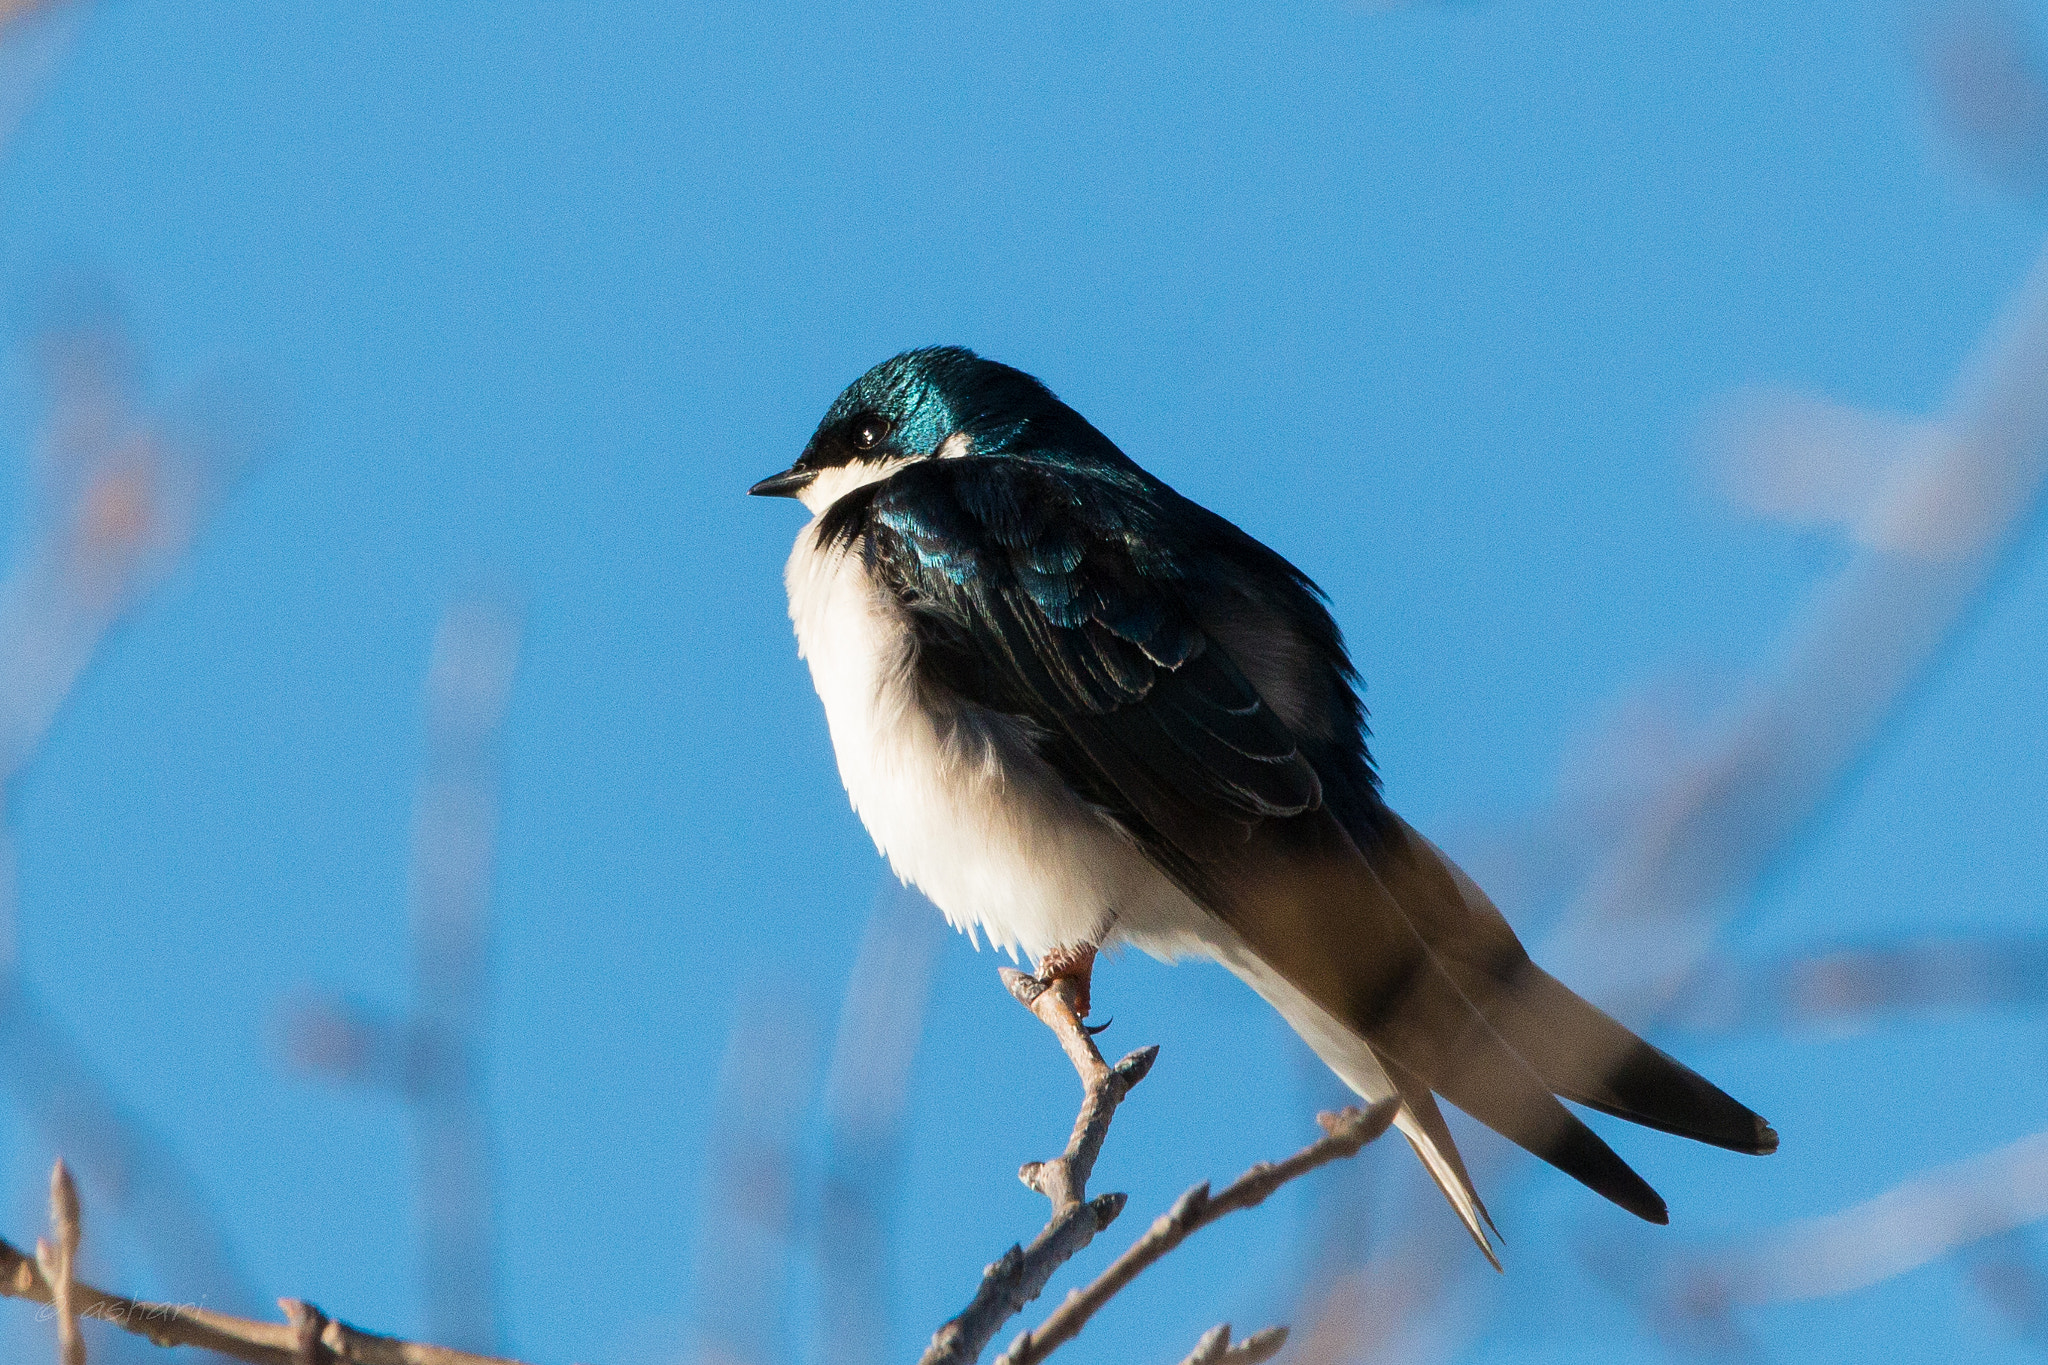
[282,1299,327,1364]
[997,1101,1398,1365]
[917,970,1157,1365]
[1175,1324,1291,1365]
[43,1160,81,1365]
[0,1229,530,1364]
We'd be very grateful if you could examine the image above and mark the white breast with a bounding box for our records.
[783,515,1214,963]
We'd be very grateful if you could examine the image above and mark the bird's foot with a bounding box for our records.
[1034,942,1098,1022]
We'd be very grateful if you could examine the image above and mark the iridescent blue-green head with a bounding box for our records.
[749,346,1128,508]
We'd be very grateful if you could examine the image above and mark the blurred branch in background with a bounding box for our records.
[1591,1126,2048,1359]
[0,0,79,154]
[0,290,261,1324]
[1531,0,2048,1013]
[1549,191,2048,1006]
[817,883,943,1365]
[407,598,519,1355]
[1914,0,2048,195]
[281,594,522,1356]
[1287,4,2048,1358]
[1663,935,2048,1035]
[1962,1229,2048,1352]
[0,289,254,786]
[692,986,817,1365]
[1574,9,2048,1353]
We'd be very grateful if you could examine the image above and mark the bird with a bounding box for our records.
[751,346,1776,1263]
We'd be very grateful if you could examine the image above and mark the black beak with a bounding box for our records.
[748,465,814,499]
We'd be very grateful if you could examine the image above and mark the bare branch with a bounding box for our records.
[0,1231,530,1365]
[997,1102,1397,1365]
[917,970,1157,1365]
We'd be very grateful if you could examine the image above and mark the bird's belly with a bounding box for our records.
[785,529,1207,962]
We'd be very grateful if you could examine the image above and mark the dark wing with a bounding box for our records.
[840,456,1672,1242]
[855,455,1324,871]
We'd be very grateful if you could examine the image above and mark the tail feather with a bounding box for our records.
[1382,1053,1502,1268]
[1418,1017,1669,1226]
[1213,936,1502,1266]
[1211,813,1673,1228]
[1388,822,1778,1156]
[1504,967,1778,1154]
[1189,802,1774,1251]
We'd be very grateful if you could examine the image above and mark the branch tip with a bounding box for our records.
[1317,1100,1397,1149]
[999,967,1045,1006]
[0,1224,529,1363]
[1238,1325,1289,1361]
[44,1160,83,1365]
[1088,1191,1126,1229]
[1181,1324,1290,1365]
[49,1163,79,1251]
[1111,1045,1158,1088]
[280,1298,327,1363]
[986,1245,1025,1283]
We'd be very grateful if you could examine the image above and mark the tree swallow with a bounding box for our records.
[752,347,1776,1261]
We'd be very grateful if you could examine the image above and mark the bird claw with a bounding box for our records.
[1035,942,1099,1022]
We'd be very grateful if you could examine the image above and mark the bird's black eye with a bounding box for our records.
[850,415,891,451]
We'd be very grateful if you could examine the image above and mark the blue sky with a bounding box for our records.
[0,1,2045,1362]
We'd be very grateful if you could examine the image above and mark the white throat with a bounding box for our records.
[792,433,973,514]
[796,459,909,514]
